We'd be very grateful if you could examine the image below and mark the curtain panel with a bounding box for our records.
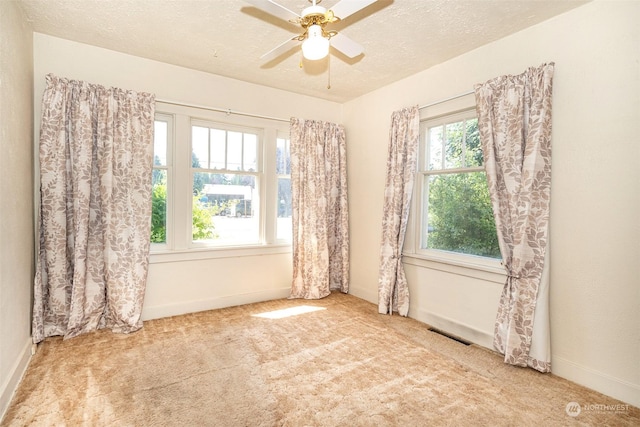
[378,106,420,316]
[33,74,155,343]
[289,118,349,299]
[474,63,554,372]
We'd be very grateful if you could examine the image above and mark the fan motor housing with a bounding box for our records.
[301,6,328,29]
[302,5,325,18]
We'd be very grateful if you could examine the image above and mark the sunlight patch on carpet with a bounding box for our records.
[252,305,326,319]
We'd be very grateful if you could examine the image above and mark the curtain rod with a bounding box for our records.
[418,89,475,110]
[159,90,475,121]
[156,99,290,123]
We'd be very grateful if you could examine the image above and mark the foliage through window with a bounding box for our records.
[419,111,500,259]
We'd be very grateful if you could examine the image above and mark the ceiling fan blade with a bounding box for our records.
[260,37,300,61]
[328,0,377,20]
[330,33,364,58]
[244,0,300,21]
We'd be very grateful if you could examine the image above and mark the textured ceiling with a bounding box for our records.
[17,0,588,103]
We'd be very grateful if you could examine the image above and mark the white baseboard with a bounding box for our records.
[412,310,639,408]
[0,338,32,422]
[552,355,640,408]
[141,287,291,321]
[416,309,494,349]
[348,290,495,351]
[348,286,377,305]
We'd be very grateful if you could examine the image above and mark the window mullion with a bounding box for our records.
[174,114,192,250]
[224,130,229,169]
[462,119,467,167]
[440,124,446,170]
[241,133,245,172]
[424,166,485,176]
[263,128,277,244]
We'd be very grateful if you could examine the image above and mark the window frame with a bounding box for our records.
[150,113,174,252]
[150,103,291,263]
[189,119,264,249]
[404,107,503,275]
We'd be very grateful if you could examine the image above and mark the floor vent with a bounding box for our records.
[427,327,472,346]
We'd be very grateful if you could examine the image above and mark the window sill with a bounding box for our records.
[150,243,292,264]
[402,251,506,284]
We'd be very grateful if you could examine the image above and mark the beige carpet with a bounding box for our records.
[2,293,638,426]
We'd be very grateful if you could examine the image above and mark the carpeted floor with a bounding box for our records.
[2,292,638,426]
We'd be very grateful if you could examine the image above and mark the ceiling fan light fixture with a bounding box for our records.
[302,24,329,60]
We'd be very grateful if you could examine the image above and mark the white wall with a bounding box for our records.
[33,34,343,320]
[0,0,34,419]
[344,0,639,407]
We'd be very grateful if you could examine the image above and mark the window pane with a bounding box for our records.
[277,177,292,241]
[151,169,167,243]
[192,126,209,169]
[193,173,259,244]
[153,119,169,245]
[445,121,464,168]
[422,172,500,258]
[428,126,443,170]
[276,138,290,174]
[243,133,258,172]
[227,131,243,171]
[465,118,483,167]
[154,121,167,166]
[210,129,226,169]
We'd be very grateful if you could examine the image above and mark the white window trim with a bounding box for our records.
[274,132,292,244]
[189,119,264,249]
[149,243,291,264]
[150,102,292,258]
[404,107,504,277]
[150,112,175,253]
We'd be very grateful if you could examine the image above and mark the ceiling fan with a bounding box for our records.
[245,0,378,62]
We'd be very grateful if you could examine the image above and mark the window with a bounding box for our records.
[149,104,291,257]
[276,135,292,241]
[418,110,500,259]
[151,115,172,246]
[191,121,261,246]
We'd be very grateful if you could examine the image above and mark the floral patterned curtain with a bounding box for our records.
[33,74,155,343]
[378,106,419,316]
[289,118,349,299]
[474,63,554,372]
